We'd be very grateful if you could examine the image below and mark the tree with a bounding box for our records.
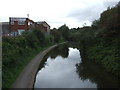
[33,29,46,44]
[58,24,70,40]
[91,20,100,30]
[100,4,120,37]
[50,28,61,43]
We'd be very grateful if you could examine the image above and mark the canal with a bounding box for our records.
[34,43,119,88]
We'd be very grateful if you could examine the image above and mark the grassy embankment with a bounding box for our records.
[77,4,120,78]
[2,30,60,88]
[79,37,120,77]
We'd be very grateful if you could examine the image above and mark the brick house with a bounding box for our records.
[9,17,36,36]
[9,17,50,36]
[35,22,47,33]
[36,21,50,35]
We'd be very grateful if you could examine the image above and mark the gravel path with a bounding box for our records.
[12,44,60,88]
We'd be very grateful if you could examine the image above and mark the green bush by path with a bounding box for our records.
[2,30,53,88]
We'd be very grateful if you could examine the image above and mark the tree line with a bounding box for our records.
[51,2,120,77]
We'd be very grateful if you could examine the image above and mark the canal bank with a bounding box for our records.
[12,42,67,88]
[34,43,119,88]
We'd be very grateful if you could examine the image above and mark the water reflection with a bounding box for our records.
[49,44,69,59]
[34,43,119,88]
[34,45,97,88]
[76,60,120,88]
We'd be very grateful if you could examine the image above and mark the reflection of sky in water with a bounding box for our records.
[34,48,97,88]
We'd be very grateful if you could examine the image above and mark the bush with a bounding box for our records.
[2,29,53,88]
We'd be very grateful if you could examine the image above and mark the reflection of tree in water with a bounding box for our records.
[68,42,80,49]
[76,59,120,88]
[49,44,69,59]
[38,44,69,70]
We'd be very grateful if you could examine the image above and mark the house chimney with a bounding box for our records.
[27,14,29,19]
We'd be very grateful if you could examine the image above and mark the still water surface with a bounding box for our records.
[34,44,119,88]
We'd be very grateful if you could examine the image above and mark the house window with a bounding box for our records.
[18,21,25,25]
[28,22,33,25]
[18,18,26,25]
[28,22,30,25]
[11,21,14,25]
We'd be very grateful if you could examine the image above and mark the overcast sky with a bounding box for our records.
[0,0,119,29]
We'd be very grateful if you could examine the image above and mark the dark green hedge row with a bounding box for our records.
[2,30,53,88]
[84,38,120,77]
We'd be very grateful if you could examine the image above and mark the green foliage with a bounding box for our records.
[45,35,54,45]
[100,4,120,37]
[68,32,79,42]
[2,30,53,88]
[68,2,120,78]
[91,19,100,30]
[50,28,61,43]
[58,24,70,40]
[86,40,120,76]
[33,29,46,45]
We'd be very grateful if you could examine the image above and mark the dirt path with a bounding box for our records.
[12,43,62,88]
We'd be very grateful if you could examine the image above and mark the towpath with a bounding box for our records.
[12,43,65,88]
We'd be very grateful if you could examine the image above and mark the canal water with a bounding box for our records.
[34,43,119,88]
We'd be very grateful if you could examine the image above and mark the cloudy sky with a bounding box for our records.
[0,0,119,29]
